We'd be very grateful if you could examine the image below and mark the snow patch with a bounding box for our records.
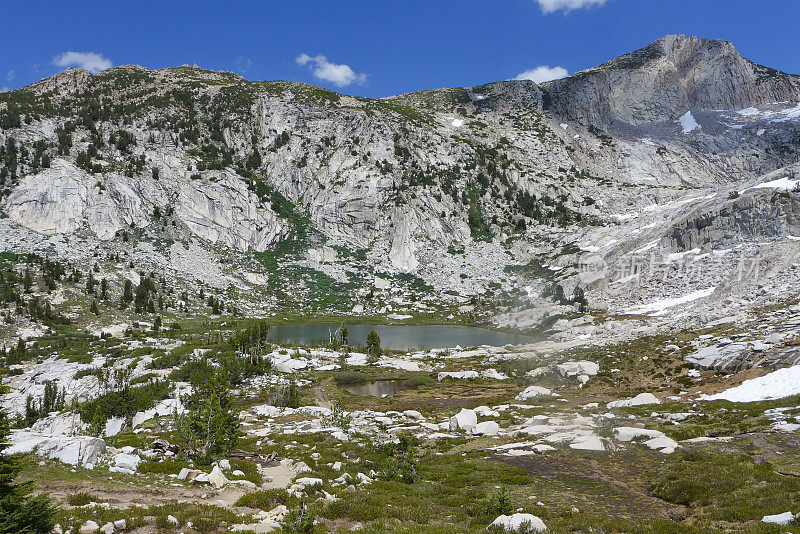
[761,511,796,525]
[741,177,800,193]
[737,107,760,117]
[677,111,701,134]
[772,103,800,122]
[624,287,715,316]
[701,365,800,402]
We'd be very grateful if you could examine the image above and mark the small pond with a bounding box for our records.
[267,324,535,351]
[343,379,409,397]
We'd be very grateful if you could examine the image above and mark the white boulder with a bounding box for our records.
[515,386,552,401]
[569,435,606,451]
[607,393,660,408]
[295,477,323,488]
[132,409,157,429]
[474,405,500,417]
[482,368,509,380]
[274,358,309,373]
[111,452,141,474]
[103,417,125,438]
[489,513,547,532]
[556,361,599,378]
[643,436,679,454]
[438,371,480,381]
[449,408,478,431]
[613,427,665,442]
[32,435,106,467]
[473,421,501,436]
[208,465,228,489]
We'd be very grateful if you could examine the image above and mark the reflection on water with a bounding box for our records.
[343,380,409,397]
[267,324,535,350]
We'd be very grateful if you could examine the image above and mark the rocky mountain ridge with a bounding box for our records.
[543,34,800,127]
[0,34,799,336]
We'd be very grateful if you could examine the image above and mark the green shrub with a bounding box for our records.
[281,503,318,533]
[138,458,190,476]
[483,486,512,516]
[235,489,290,510]
[405,375,435,389]
[73,368,102,380]
[273,381,300,408]
[77,380,170,430]
[66,493,97,506]
[129,372,158,385]
[334,371,368,385]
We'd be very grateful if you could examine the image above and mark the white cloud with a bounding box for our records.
[235,56,252,73]
[52,51,112,73]
[1,86,8,92]
[295,53,367,87]
[6,69,14,81]
[535,0,607,14]
[514,65,569,84]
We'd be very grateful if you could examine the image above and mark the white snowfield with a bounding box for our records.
[624,287,715,316]
[701,365,800,402]
[736,102,800,123]
[740,176,800,194]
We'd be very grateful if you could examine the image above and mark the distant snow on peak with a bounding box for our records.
[624,286,715,316]
[737,107,760,117]
[677,111,701,134]
[740,176,800,194]
[721,103,800,125]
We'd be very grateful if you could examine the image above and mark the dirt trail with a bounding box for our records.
[39,479,250,508]
[312,376,334,409]
[260,463,295,489]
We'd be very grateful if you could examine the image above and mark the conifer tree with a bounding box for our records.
[0,409,56,532]
[366,330,382,363]
[180,372,239,462]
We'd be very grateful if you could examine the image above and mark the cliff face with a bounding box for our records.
[666,165,800,252]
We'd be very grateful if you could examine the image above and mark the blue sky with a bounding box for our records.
[2,0,799,97]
